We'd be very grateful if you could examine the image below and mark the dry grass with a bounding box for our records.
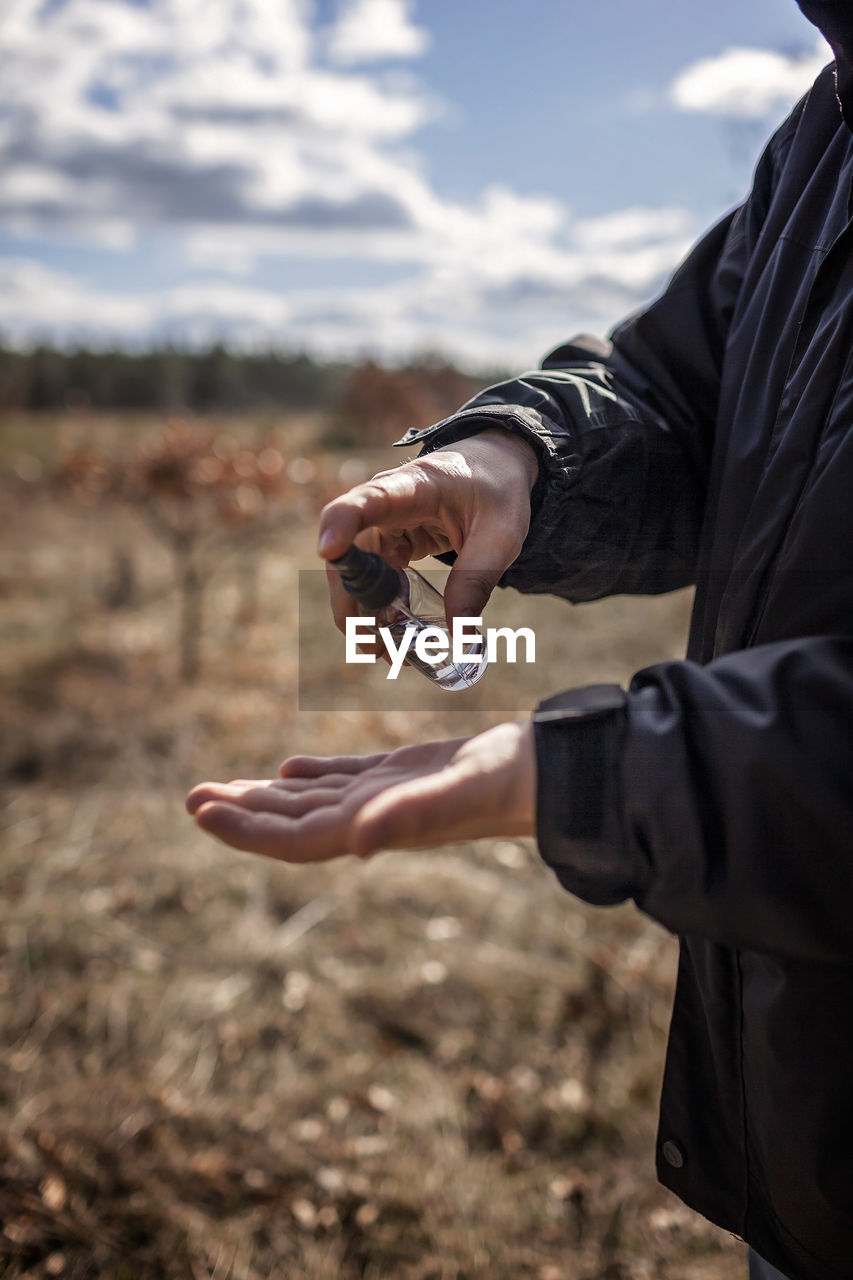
[0,415,745,1279]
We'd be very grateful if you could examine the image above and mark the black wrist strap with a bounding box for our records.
[532,685,642,906]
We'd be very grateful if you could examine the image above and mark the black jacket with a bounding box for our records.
[397,62,853,1280]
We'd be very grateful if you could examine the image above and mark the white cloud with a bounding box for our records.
[572,206,693,251]
[0,258,153,337]
[670,39,831,120]
[326,0,430,65]
[0,0,436,243]
[0,190,696,365]
[0,0,698,362]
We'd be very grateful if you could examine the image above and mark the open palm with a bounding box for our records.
[186,722,535,863]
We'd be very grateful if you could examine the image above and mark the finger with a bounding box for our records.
[317,470,439,561]
[327,559,356,635]
[443,525,524,624]
[265,788,351,817]
[191,782,350,817]
[270,773,355,792]
[193,801,351,863]
[325,563,385,656]
[280,752,388,778]
[194,801,293,857]
[186,779,280,813]
[186,781,232,814]
[201,778,277,791]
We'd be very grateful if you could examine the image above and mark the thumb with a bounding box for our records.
[350,763,475,858]
[443,526,520,624]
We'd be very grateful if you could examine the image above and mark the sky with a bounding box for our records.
[0,0,832,366]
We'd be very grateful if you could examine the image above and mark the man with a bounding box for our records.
[187,4,853,1276]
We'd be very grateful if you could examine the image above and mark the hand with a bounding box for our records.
[186,722,535,863]
[317,429,539,632]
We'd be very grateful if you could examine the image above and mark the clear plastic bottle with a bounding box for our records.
[331,545,488,690]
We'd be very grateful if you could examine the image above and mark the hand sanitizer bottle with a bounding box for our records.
[331,545,488,690]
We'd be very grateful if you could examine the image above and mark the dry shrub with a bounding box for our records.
[0,415,743,1279]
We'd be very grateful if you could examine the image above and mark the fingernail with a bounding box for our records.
[317,529,335,556]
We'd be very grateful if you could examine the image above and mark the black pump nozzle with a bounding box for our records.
[331,545,401,610]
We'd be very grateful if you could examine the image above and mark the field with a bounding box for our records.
[0,413,745,1280]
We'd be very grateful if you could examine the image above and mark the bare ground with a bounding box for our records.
[0,418,745,1280]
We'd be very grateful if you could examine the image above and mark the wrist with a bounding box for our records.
[482,719,536,834]
[511,720,537,832]
[470,428,540,493]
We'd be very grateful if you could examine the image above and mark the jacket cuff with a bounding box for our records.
[533,685,650,905]
[394,404,553,465]
[393,406,555,524]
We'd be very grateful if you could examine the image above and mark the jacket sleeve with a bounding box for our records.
[395,109,800,601]
[534,635,853,965]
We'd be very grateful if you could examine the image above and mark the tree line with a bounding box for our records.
[0,341,503,432]
[0,342,348,414]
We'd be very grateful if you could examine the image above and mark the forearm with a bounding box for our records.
[396,353,707,600]
[533,635,853,964]
[395,127,796,603]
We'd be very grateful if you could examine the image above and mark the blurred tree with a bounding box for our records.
[0,339,501,418]
[52,421,314,681]
[325,357,482,449]
[0,344,29,409]
[0,339,349,414]
[28,345,69,410]
[192,344,244,411]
